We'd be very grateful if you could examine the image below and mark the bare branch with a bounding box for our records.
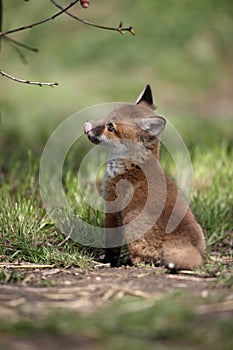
[0,0,2,50]
[4,36,38,53]
[0,0,80,38]
[0,1,135,88]
[3,37,38,65]
[49,0,135,36]
[0,0,2,30]
[6,40,28,64]
[0,69,58,87]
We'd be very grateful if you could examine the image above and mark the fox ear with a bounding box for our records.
[136,85,156,110]
[137,116,166,137]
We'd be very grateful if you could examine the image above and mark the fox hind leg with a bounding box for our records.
[162,241,203,270]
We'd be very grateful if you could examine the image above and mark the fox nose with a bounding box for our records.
[83,121,92,134]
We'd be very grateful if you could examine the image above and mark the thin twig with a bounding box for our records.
[0,0,2,50]
[49,0,135,35]
[0,263,55,269]
[4,40,28,64]
[3,36,38,64]
[58,234,71,247]
[0,0,80,38]
[102,286,153,301]
[0,69,58,87]
[4,36,38,52]
[0,244,18,249]
[92,260,110,267]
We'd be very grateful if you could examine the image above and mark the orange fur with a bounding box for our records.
[84,85,206,270]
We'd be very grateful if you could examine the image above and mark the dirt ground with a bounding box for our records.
[0,255,232,320]
[0,256,232,350]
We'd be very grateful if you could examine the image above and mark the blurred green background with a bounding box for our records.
[1,0,233,152]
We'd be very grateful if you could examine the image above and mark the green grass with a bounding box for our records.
[1,119,233,264]
[192,143,233,247]
[0,152,92,266]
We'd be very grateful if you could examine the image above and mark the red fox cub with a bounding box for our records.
[84,85,206,270]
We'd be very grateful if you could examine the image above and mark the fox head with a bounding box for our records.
[83,85,166,157]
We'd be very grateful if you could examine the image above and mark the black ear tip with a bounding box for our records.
[143,84,152,97]
[143,84,153,104]
[136,84,155,109]
[145,84,151,92]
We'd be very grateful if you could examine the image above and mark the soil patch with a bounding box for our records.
[0,258,232,318]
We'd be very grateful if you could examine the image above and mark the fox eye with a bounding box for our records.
[107,123,115,132]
